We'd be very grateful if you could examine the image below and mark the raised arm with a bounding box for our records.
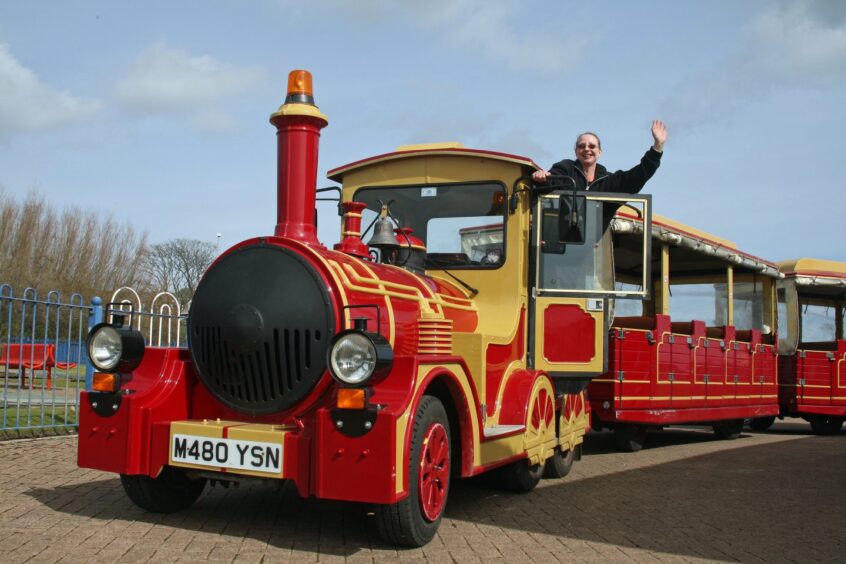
[652,119,667,153]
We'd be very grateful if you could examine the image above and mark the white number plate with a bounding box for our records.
[171,434,282,475]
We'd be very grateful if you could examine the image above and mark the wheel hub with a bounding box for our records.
[418,422,449,522]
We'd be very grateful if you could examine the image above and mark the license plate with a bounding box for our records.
[171,434,282,474]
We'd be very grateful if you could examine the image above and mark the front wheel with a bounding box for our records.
[375,395,451,547]
[809,415,844,435]
[120,467,206,513]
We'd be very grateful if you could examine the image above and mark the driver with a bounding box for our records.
[532,120,667,193]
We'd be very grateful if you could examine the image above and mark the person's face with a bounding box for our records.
[575,134,601,166]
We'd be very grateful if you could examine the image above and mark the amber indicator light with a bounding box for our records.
[92,372,118,393]
[337,388,366,410]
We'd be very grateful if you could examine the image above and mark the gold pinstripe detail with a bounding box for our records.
[618,394,778,401]
[299,247,351,326]
[328,260,477,315]
[338,259,397,344]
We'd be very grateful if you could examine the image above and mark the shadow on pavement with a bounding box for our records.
[27,432,843,560]
[449,434,844,561]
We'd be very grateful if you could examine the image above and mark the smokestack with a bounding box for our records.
[269,70,328,244]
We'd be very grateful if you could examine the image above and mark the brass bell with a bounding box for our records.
[367,204,400,249]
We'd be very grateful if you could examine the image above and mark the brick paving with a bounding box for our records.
[0,421,843,563]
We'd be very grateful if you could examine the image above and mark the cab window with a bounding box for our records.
[354,182,506,269]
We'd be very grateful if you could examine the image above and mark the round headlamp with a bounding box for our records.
[87,323,145,373]
[327,330,393,386]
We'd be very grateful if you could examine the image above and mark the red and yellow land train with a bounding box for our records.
[77,70,653,546]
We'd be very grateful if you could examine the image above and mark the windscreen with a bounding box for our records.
[355,182,506,269]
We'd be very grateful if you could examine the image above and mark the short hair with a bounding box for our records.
[574,132,602,150]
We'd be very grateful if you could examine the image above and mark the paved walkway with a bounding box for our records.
[0,422,842,563]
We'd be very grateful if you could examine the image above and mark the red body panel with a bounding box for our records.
[543,305,595,363]
[589,315,779,426]
[778,340,846,417]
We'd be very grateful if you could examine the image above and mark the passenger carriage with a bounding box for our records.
[748,258,846,434]
[588,212,781,451]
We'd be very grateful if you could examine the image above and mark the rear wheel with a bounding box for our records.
[120,467,206,513]
[809,415,844,435]
[375,395,450,547]
[495,458,544,492]
[614,424,647,452]
[542,447,574,479]
[749,416,776,432]
[713,419,744,440]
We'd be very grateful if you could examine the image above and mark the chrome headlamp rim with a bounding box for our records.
[86,322,146,374]
[326,329,393,386]
[88,324,123,371]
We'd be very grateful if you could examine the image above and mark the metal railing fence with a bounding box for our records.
[1,285,189,434]
[0,285,89,432]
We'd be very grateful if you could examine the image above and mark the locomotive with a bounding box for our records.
[78,70,652,546]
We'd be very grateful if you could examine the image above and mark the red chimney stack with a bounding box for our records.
[269,70,328,244]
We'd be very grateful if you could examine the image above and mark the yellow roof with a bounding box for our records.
[779,258,846,279]
[327,143,540,182]
[651,213,736,249]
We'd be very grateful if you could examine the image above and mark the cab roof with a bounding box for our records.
[327,142,541,182]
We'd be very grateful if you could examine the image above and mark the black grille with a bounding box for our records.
[189,244,335,415]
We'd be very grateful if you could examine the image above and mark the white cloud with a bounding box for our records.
[752,1,846,85]
[406,0,584,74]
[114,42,265,131]
[0,43,102,135]
[663,0,846,131]
[276,0,584,75]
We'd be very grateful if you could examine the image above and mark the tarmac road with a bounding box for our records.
[0,421,842,563]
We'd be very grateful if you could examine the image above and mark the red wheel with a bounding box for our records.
[418,422,450,521]
[376,395,451,546]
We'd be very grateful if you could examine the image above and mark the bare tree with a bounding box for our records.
[0,189,149,340]
[143,239,216,303]
[0,189,148,299]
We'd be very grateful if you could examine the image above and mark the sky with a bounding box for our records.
[1,0,845,263]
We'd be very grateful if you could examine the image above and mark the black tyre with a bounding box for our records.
[542,447,574,479]
[713,419,744,440]
[495,458,544,492]
[748,416,776,432]
[376,395,451,547]
[120,467,206,513]
[614,424,647,452]
[809,415,844,435]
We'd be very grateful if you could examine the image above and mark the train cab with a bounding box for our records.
[589,213,781,451]
[751,259,846,434]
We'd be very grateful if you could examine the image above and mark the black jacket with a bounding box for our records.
[549,147,662,194]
